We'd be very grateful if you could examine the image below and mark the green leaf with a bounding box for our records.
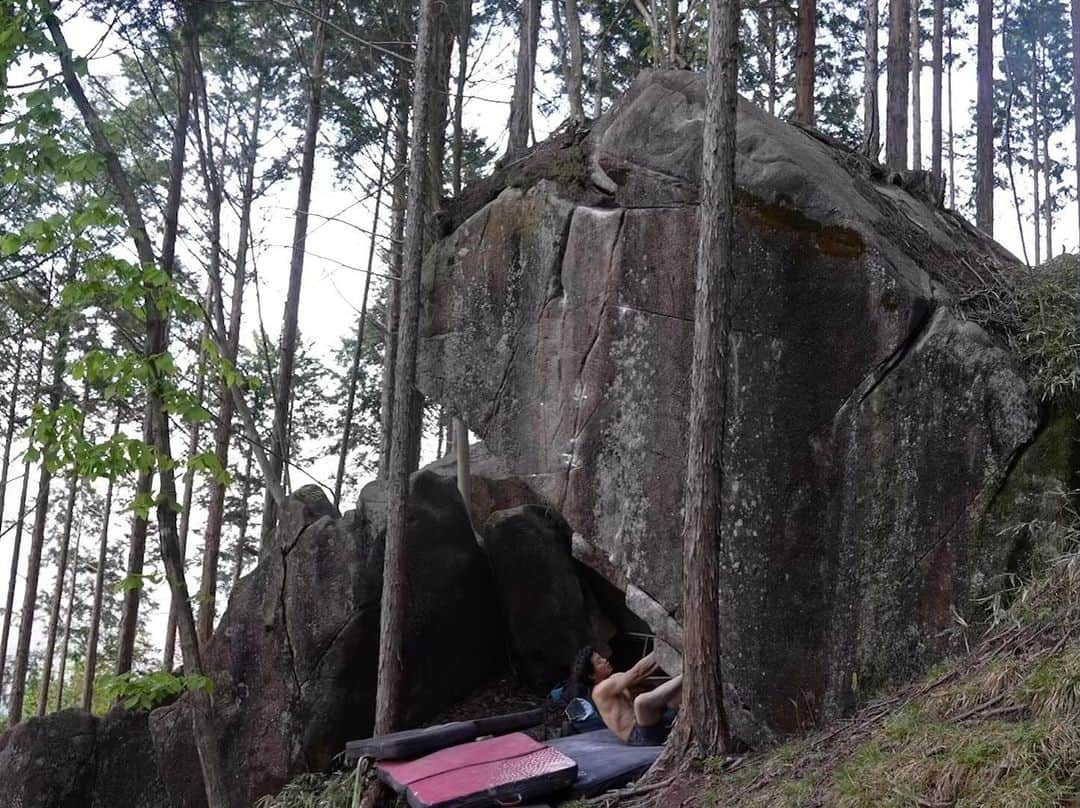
[0,233,20,256]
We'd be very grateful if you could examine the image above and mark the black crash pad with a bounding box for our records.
[547,729,661,797]
[346,708,545,762]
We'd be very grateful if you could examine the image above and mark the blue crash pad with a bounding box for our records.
[547,729,661,797]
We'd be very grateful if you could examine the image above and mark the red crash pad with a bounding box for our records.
[378,733,578,808]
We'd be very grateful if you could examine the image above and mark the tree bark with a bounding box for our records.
[262,0,328,546]
[374,0,437,737]
[863,0,880,158]
[8,289,71,725]
[975,0,994,233]
[910,0,921,170]
[38,466,81,715]
[0,335,25,553]
[334,126,390,509]
[1073,0,1080,241]
[54,516,82,710]
[81,469,115,710]
[1032,57,1041,266]
[795,0,816,125]
[115,417,151,677]
[231,450,254,589]
[930,0,943,178]
[47,11,231,805]
[667,0,738,760]
[886,0,911,170]
[0,336,43,702]
[564,0,585,123]
[506,0,540,159]
[948,7,955,208]
[378,70,411,481]
[451,0,473,195]
[199,77,262,647]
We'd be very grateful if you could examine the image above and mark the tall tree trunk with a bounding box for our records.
[886,0,911,170]
[115,413,151,677]
[975,0,994,233]
[593,50,604,118]
[564,0,585,123]
[38,466,81,715]
[948,8,955,208]
[0,336,44,702]
[931,0,943,178]
[0,335,25,551]
[506,0,540,159]
[1040,46,1052,258]
[1032,57,1041,266]
[47,12,230,805]
[910,0,921,169]
[794,0,816,125]
[767,6,778,117]
[334,126,391,509]
[863,0,880,157]
[1001,1,1030,265]
[374,0,437,737]
[199,78,262,648]
[262,0,328,546]
[169,319,207,660]
[231,450,254,589]
[452,0,473,194]
[379,70,411,481]
[55,516,82,710]
[8,312,69,724]
[669,0,737,759]
[81,468,115,710]
[1072,0,1080,241]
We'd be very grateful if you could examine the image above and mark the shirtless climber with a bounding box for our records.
[570,646,682,746]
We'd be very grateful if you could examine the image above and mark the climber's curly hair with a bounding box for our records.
[568,645,596,700]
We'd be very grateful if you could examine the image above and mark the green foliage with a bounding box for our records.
[254,768,359,808]
[100,670,214,712]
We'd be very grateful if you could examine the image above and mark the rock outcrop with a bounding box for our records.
[418,70,1053,744]
[151,472,505,807]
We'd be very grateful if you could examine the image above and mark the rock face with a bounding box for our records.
[418,70,1045,744]
[147,472,504,808]
[0,708,173,808]
[484,504,611,689]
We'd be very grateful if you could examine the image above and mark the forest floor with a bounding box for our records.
[259,554,1080,808]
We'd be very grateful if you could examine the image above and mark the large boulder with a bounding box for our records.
[0,707,173,808]
[150,472,505,808]
[417,70,1049,744]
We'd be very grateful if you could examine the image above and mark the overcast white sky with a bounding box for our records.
[1,2,1077,682]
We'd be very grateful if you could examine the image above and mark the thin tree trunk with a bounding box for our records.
[262,0,328,546]
[886,0,911,170]
[565,0,585,123]
[863,0,880,157]
[1040,46,1052,258]
[379,70,411,481]
[54,516,82,710]
[1072,0,1080,241]
[1001,0,1030,264]
[948,8,955,208]
[1032,59,1041,266]
[668,0,737,759]
[452,0,473,195]
[231,450,254,589]
[115,413,151,677]
[795,0,816,125]
[9,277,71,725]
[168,317,207,661]
[910,0,921,170]
[374,0,437,737]
[0,335,26,550]
[38,465,82,715]
[0,336,44,702]
[334,126,391,509]
[506,0,540,159]
[975,0,994,233]
[200,78,262,647]
[47,12,230,805]
[81,469,115,710]
[593,49,604,118]
[931,0,943,178]
[767,6,778,117]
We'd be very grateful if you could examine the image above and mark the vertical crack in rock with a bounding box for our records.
[560,208,627,511]
[276,531,304,728]
[858,297,936,404]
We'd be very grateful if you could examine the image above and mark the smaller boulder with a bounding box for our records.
[484,504,604,690]
[0,709,97,808]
